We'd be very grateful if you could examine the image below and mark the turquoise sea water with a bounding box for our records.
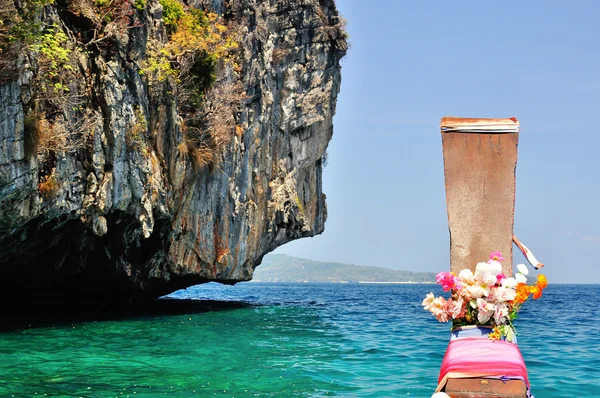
[0,283,598,397]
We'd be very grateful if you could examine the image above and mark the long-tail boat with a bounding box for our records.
[436,117,543,398]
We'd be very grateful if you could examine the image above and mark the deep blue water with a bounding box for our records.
[0,283,598,397]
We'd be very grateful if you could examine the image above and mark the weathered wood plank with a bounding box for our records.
[445,378,527,398]
[441,122,519,276]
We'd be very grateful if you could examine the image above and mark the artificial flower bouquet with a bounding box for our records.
[422,252,548,342]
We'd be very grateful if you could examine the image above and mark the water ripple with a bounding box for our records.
[0,283,597,397]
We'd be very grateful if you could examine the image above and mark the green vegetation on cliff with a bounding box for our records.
[254,254,436,283]
[0,0,243,172]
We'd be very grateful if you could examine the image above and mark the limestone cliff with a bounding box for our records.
[0,0,346,308]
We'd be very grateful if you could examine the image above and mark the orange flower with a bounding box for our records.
[537,274,548,289]
[531,285,543,300]
[514,283,531,304]
[488,327,502,342]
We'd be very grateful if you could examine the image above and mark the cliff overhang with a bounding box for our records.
[0,0,346,309]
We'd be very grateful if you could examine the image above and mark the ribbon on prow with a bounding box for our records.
[513,235,544,270]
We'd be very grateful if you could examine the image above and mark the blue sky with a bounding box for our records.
[274,0,600,284]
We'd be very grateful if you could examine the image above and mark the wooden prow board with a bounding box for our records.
[445,379,527,397]
[440,117,526,398]
[441,117,519,276]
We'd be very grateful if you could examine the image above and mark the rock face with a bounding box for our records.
[0,0,346,308]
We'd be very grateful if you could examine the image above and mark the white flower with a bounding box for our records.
[504,325,516,343]
[501,277,518,289]
[515,273,527,284]
[475,262,490,275]
[475,262,497,286]
[504,287,517,302]
[494,286,516,302]
[480,283,491,297]
[517,263,529,276]
[487,286,499,301]
[467,284,485,299]
[488,260,502,276]
[422,292,435,310]
[478,310,493,324]
[458,269,475,284]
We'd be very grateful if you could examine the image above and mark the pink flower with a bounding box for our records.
[494,303,509,325]
[458,286,472,300]
[476,298,495,323]
[434,304,449,322]
[489,252,504,262]
[436,272,458,291]
[496,273,506,285]
[423,294,452,323]
[447,297,466,319]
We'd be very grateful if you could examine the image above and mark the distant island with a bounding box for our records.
[253,254,436,283]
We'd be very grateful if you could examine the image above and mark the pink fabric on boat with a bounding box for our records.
[436,337,530,392]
